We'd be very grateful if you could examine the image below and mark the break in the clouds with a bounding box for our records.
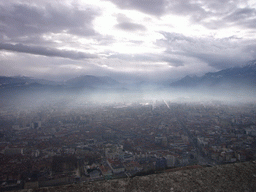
[0,0,256,82]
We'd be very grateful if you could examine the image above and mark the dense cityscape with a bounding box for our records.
[1,100,255,190]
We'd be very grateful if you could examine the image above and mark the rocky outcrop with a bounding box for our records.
[18,161,256,192]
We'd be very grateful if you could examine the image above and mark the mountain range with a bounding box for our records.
[0,60,255,92]
[170,60,256,89]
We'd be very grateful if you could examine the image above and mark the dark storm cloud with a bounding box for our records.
[108,0,167,16]
[0,43,97,59]
[115,22,146,31]
[0,2,99,40]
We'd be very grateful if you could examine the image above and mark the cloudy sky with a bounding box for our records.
[0,0,256,82]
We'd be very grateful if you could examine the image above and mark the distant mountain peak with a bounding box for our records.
[170,60,256,88]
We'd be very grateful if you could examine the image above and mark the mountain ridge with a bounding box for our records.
[0,60,256,91]
[170,60,256,88]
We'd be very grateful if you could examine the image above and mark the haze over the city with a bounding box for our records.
[1,0,256,83]
[1,2,256,191]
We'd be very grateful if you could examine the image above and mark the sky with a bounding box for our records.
[0,0,256,82]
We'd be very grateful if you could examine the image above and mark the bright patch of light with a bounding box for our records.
[247,0,256,8]
[160,15,191,34]
[92,1,165,55]
[59,64,83,70]
[0,51,17,58]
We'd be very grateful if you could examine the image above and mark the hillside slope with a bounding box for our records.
[171,60,256,88]
[18,161,256,192]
